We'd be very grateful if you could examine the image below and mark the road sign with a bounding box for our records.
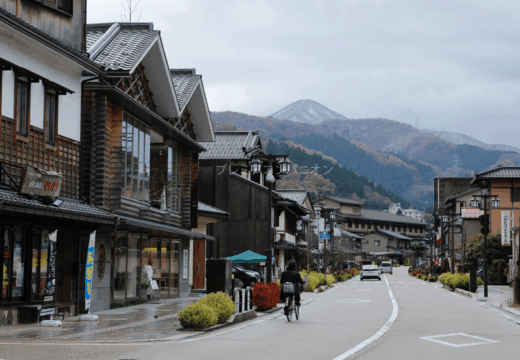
[396,250,401,254]
[319,230,330,240]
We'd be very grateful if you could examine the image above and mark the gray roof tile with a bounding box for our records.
[475,167,520,179]
[86,23,159,72]
[275,189,308,206]
[314,195,365,207]
[171,70,201,111]
[339,209,427,226]
[198,202,229,216]
[199,131,262,160]
[0,188,115,223]
[376,229,413,240]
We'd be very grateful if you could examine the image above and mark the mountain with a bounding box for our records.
[270,99,347,125]
[420,129,520,154]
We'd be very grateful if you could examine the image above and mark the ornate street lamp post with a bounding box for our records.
[249,154,291,283]
[470,191,500,298]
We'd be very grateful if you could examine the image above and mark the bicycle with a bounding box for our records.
[283,282,299,322]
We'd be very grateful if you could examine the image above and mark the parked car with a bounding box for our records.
[360,265,381,281]
[232,264,260,288]
[380,261,393,275]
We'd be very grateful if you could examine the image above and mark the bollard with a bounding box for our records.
[469,269,477,293]
[245,287,251,311]
[248,287,253,310]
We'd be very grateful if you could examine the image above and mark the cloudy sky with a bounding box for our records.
[88,0,520,147]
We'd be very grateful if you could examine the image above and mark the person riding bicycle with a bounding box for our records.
[280,260,305,312]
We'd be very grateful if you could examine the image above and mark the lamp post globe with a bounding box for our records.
[492,197,500,208]
[471,197,480,208]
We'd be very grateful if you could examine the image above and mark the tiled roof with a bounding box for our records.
[199,131,262,160]
[198,202,229,216]
[314,195,365,207]
[86,23,159,71]
[340,230,364,239]
[0,188,115,223]
[474,167,520,180]
[171,70,201,111]
[339,209,426,226]
[376,229,413,240]
[275,189,308,206]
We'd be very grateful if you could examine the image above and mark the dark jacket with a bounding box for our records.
[280,269,305,294]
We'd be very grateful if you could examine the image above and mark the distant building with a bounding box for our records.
[388,204,426,222]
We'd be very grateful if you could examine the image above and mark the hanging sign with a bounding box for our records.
[501,211,511,246]
[85,232,96,310]
[19,164,63,198]
[40,230,57,316]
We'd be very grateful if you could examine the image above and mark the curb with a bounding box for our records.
[455,288,473,298]
[490,303,520,318]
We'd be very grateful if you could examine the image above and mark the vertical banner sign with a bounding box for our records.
[501,211,511,246]
[41,230,58,316]
[85,232,96,311]
[183,249,189,279]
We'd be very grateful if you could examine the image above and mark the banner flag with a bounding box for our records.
[501,211,511,246]
[85,231,96,311]
[41,230,57,316]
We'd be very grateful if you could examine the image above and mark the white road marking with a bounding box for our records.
[489,307,516,321]
[331,275,398,360]
[336,299,372,304]
[357,289,373,292]
[420,333,499,347]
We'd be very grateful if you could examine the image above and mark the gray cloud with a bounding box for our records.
[88,0,520,147]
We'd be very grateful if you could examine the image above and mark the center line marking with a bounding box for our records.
[331,275,398,360]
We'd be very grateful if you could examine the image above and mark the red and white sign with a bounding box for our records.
[19,164,62,198]
[461,208,484,218]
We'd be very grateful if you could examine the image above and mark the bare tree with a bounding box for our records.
[119,0,142,22]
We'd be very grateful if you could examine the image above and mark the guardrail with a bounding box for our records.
[233,286,253,313]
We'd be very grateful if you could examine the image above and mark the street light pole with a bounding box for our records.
[249,154,291,283]
[471,192,500,298]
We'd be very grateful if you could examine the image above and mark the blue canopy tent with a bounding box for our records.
[225,250,268,263]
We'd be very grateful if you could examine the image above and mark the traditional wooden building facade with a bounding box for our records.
[81,22,215,309]
[0,1,117,325]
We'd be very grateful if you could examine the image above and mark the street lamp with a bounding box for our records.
[248,154,291,283]
[470,193,500,298]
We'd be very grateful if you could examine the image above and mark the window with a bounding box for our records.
[45,91,58,146]
[513,188,520,202]
[57,0,72,13]
[374,240,381,247]
[1,226,26,302]
[29,229,58,301]
[167,145,182,213]
[121,117,150,203]
[16,77,29,136]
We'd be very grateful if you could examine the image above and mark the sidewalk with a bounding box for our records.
[0,297,199,343]
[473,285,520,317]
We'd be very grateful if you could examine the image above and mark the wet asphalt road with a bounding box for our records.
[1,267,519,360]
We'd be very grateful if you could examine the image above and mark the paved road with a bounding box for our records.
[1,267,519,360]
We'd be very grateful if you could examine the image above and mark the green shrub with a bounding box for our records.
[421,275,428,281]
[276,280,282,289]
[326,274,335,287]
[199,292,235,323]
[477,277,483,286]
[428,276,437,282]
[438,273,481,291]
[305,271,327,291]
[178,303,218,329]
[416,274,421,278]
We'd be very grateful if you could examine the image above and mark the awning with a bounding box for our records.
[274,240,299,251]
[296,241,308,247]
[225,250,268,263]
[118,215,215,241]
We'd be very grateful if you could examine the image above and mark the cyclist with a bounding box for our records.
[280,260,305,314]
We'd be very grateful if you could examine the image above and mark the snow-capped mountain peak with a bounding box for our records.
[270,99,347,125]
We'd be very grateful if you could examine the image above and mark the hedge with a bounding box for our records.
[199,292,235,323]
[438,273,483,291]
[178,303,218,329]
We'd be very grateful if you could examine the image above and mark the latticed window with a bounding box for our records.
[121,114,150,203]
[16,77,29,136]
[167,145,181,213]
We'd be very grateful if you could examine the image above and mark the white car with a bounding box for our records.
[380,261,393,275]
[360,265,381,281]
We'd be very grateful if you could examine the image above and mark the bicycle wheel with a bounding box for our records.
[286,295,293,322]
[295,305,299,320]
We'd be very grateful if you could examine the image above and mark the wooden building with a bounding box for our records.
[0,1,115,325]
[81,22,215,309]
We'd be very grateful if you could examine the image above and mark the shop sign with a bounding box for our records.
[501,211,511,246]
[19,164,63,198]
[85,232,96,310]
[41,231,57,316]
[461,208,484,218]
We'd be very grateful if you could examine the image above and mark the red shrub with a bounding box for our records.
[253,282,281,310]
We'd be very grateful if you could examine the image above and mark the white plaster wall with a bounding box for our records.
[0,22,82,141]
[30,81,44,129]
[1,70,14,118]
